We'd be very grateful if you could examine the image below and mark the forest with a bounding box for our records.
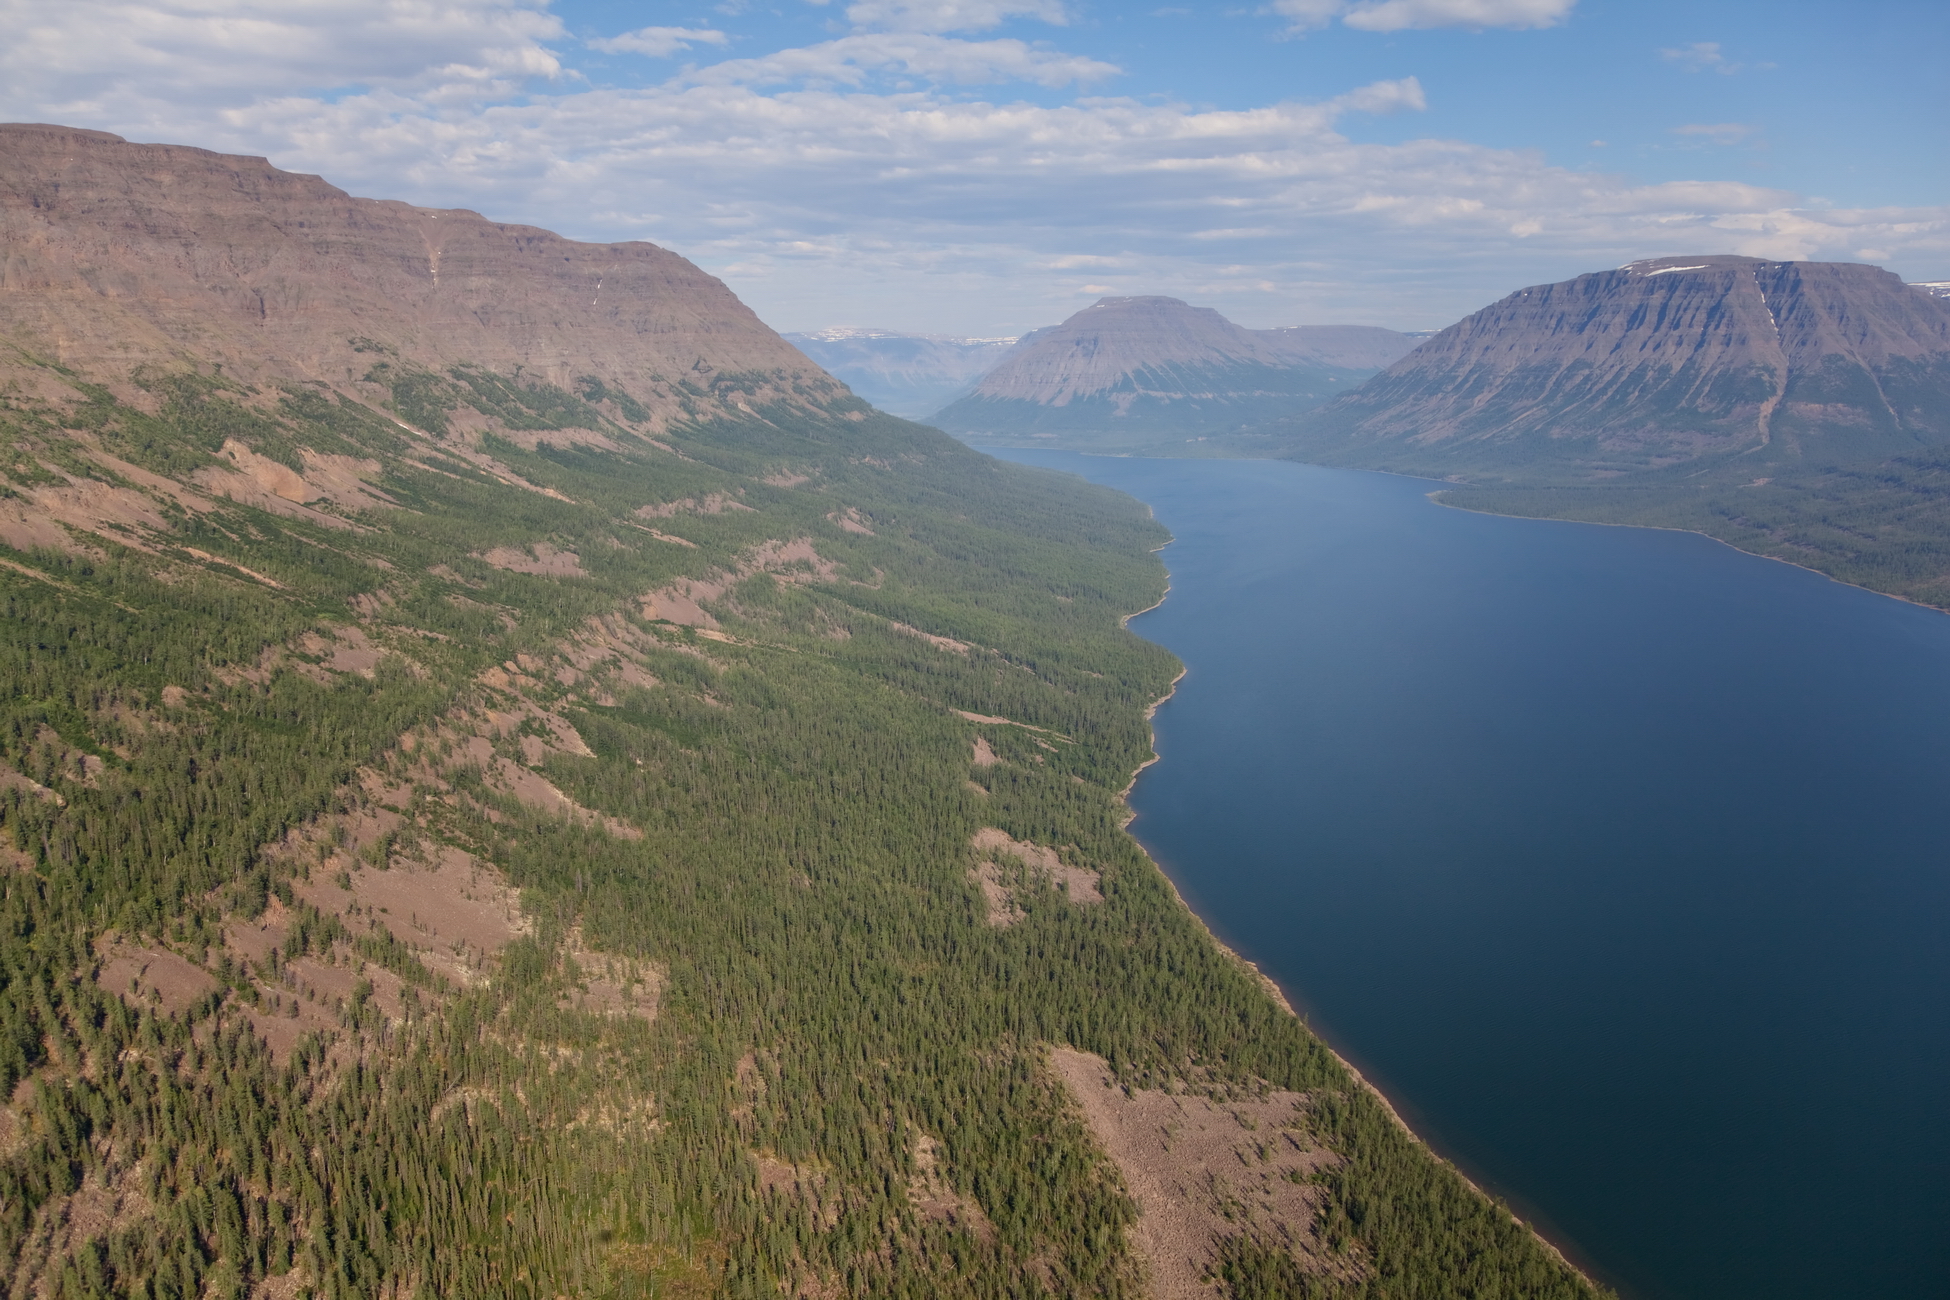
[0,357,1603,1298]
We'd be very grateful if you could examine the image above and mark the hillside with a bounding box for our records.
[0,126,1602,1299]
[1273,255,1950,477]
[1263,257,1950,609]
[929,296,1417,450]
[783,328,1026,418]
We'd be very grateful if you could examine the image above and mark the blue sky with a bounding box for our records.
[4,0,1944,334]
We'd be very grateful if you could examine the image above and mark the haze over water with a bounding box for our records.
[995,449,1950,1300]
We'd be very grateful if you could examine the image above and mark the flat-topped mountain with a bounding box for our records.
[784,327,1024,417]
[1277,255,1950,478]
[929,295,1418,447]
[1,122,844,431]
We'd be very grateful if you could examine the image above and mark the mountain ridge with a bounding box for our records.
[1,122,843,433]
[1275,254,1950,478]
[929,295,1418,447]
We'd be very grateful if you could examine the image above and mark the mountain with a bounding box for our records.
[0,123,841,434]
[1268,255,1950,610]
[928,296,1419,449]
[0,125,1597,1298]
[1276,255,1950,478]
[1914,281,1950,302]
[783,327,1027,417]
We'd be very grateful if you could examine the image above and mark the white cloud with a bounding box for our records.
[1271,0,1575,33]
[0,0,563,109]
[0,0,1941,335]
[681,34,1117,88]
[1266,0,1349,31]
[844,0,1070,34]
[588,27,730,58]
[1342,0,1575,32]
[1672,122,1756,146]
[1660,41,1740,74]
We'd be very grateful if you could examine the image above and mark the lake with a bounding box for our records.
[994,449,1950,1300]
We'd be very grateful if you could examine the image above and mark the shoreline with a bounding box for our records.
[1113,576,1612,1298]
[1399,474,1950,619]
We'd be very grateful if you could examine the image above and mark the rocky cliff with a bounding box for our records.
[1,123,846,433]
[928,296,1416,447]
[1278,255,1950,478]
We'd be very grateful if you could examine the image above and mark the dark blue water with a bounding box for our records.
[995,449,1950,1300]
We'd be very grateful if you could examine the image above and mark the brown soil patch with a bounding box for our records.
[755,1153,841,1231]
[908,1132,995,1239]
[0,500,77,553]
[485,755,642,839]
[826,507,873,535]
[640,536,838,629]
[971,827,1102,911]
[636,493,755,518]
[180,546,285,588]
[761,471,811,488]
[626,522,698,548]
[250,1271,310,1300]
[1,475,170,553]
[295,844,527,991]
[0,764,63,806]
[437,444,575,502]
[559,927,662,1022]
[295,625,385,678]
[477,541,585,577]
[1050,1047,1345,1300]
[11,1165,156,1286]
[190,440,390,527]
[953,709,1063,737]
[93,939,218,1016]
[969,860,1024,927]
[221,898,409,1058]
[891,621,971,654]
[971,736,999,768]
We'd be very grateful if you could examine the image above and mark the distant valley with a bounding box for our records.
[782,327,1026,418]
[916,257,1950,612]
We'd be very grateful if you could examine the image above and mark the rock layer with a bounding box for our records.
[0,122,844,427]
[1280,255,1950,477]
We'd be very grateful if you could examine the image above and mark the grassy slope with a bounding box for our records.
[0,360,1598,1298]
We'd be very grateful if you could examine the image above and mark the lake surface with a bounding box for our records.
[994,449,1950,1300]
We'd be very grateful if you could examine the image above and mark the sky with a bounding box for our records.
[3,0,1946,334]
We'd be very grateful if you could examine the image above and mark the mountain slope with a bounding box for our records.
[1275,255,1950,478]
[0,122,841,430]
[1267,256,1950,609]
[929,296,1416,449]
[0,127,1603,1300]
[784,327,1026,418]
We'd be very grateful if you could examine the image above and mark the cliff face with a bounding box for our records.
[928,296,1416,445]
[1281,255,1950,476]
[0,123,844,427]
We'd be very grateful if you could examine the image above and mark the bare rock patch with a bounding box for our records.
[1049,1047,1347,1300]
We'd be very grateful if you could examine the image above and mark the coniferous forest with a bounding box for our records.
[0,357,1604,1298]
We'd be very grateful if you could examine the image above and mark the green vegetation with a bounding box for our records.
[0,363,1601,1297]
[1436,453,1950,609]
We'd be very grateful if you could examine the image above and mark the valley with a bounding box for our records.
[0,125,1598,1299]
